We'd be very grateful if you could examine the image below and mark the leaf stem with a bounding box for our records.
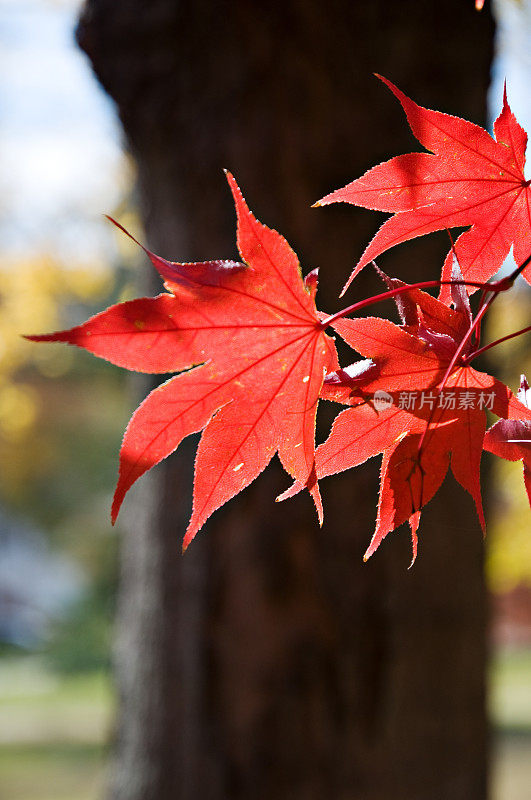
[506,251,531,283]
[438,293,498,391]
[415,291,499,459]
[459,252,531,362]
[465,324,531,363]
[321,252,531,331]
[319,279,492,329]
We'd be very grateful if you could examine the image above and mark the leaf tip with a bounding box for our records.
[224,169,238,193]
[408,533,418,569]
[224,170,251,231]
[304,267,319,299]
[105,214,146,252]
[374,73,393,91]
[110,494,121,526]
[182,527,195,553]
[309,476,324,527]
[23,330,70,344]
[339,275,354,298]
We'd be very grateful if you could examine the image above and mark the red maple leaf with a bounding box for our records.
[318,75,531,299]
[484,374,531,507]
[280,273,519,562]
[27,173,337,548]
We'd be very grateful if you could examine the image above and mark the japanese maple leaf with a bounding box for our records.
[280,272,516,561]
[318,75,531,298]
[368,395,486,563]
[27,172,337,548]
[484,374,531,506]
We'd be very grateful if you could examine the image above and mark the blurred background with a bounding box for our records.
[0,1,530,799]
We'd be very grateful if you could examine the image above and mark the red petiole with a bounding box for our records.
[465,323,531,364]
[319,278,495,329]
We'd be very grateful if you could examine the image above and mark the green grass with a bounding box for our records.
[491,735,531,800]
[0,658,112,800]
[0,659,113,746]
[1,651,530,799]
[489,648,531,734]
[0,744,106,800]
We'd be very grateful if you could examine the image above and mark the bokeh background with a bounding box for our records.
[1,1,531,798]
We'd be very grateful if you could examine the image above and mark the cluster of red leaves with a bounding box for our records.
[319,76,531,299]
[29,79,531,562]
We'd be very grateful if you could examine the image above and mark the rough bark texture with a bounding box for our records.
[77,3,494,799]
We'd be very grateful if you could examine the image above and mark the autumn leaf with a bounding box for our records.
[25,71,531,569]
[318,75,531,298]
[280,274,518,561]
[28,172,337,548]
[367,390,487,563]
[328,277,526,557]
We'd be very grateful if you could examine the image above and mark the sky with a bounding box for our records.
[0,0,128,638]
[0,0,128,266]
[489,0,531,271]
[1,0,530,263]
[491,0,531,151]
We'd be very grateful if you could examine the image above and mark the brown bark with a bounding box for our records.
[77,3,494,799]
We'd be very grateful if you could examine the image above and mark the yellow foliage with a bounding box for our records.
[0,384,37,440]
[0,255,115,495]
[485,286,531,592]
[0,255,113,377]
[487,459,531,592]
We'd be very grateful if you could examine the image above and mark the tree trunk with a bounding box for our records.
[77,3,494,799]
